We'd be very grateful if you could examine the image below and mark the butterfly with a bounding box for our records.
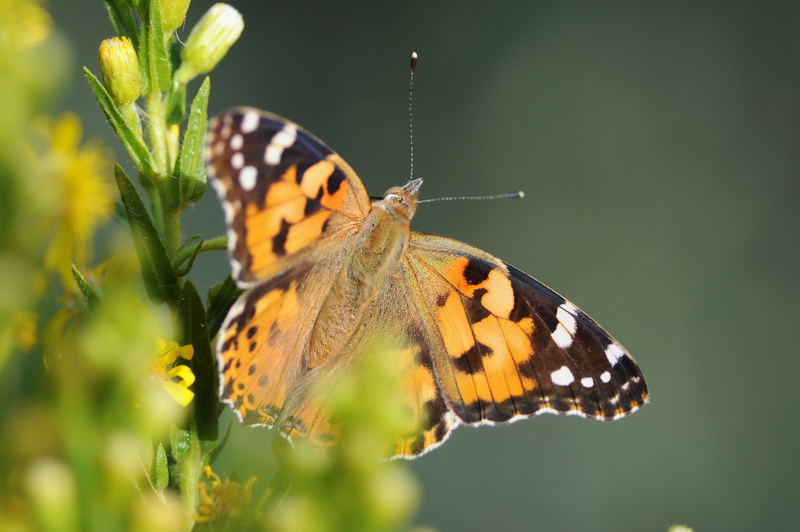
[205,107,648,458]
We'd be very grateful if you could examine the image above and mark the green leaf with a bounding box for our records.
[176,77,210,206]
[139,0,171,93]
[153,443,169,491]
[103,0,139,49]
[114,164,180,303]
[71,264,99,311]
[174,234,203,257]
[176,280,219,445]
[84,67,155,176]
[206,275,240,340]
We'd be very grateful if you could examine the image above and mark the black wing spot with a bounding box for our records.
[246,326,258,339]
[452,342,493,374]
[463,258,491,285]
[272,218,292,256]
[304,186,324,215]
[465,293,491,322]
[409,434,425,455]
[248,364,257,375]
[435,292,449,307]
[327,171,344,194]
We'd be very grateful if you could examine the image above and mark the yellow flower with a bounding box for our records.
[152,338,195,406]
[37,113,114,285]
[0,0,52,51]
[196,466,259,524]
[13,310,37,351]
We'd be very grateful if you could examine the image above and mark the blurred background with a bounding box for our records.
[51,1,799,530]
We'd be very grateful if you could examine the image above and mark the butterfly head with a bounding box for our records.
[376,178,422,221]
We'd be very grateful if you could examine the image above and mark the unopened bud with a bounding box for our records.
[161,0,192,33]
[98,36,142,104]
[175,3,243,84]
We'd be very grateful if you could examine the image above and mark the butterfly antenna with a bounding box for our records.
[409,51,418,182]
[418,191,525,203]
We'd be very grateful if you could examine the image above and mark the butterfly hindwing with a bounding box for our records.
[206,108,370,284]
[406,233,648,426]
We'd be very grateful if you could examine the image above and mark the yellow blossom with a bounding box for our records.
[195,466,259,524]
[36,113,114,285]
[0,0,52,51]
[152,338,195,406]
[13,310,37,351]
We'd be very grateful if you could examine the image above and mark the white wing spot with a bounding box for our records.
[230,133,243,150]
[210,177,227,199]
[239,166,258,191]
[221,201,235,224]
[605,343,625,367]
[220,114,232,139]
[240,111,260,134]
[557,303,578,334]
[600,371,611,383]
[551,303,578,348]
[551,325,573,348]
[231,152,244,169]
[265,124,297,165]
[551,366,575,386]
[580,377,594,388]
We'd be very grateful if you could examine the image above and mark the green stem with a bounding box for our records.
[146,87,168,177]
[171,235,227,269]
[143,179,164,236]
[162,206,181,257]
[178,426,203,531]
[145,84,182,254]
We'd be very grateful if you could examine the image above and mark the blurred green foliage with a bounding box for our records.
[0,1,430,530]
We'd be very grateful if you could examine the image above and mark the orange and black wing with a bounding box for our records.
[206,109,370,435]
[405,233,648,428]
[206,107,370,285]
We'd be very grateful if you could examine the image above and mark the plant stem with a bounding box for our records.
[145,89,168,176]
[178,427,203,531]
[171,235,227,269]
[144,82,182,254]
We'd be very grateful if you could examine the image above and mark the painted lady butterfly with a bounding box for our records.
[205,108,648,458]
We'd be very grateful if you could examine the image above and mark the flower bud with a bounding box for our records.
[175,3,243,84]
[98,36,142,104]
[161,0,192,33]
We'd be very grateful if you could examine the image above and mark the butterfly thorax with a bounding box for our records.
[305,179,422,368]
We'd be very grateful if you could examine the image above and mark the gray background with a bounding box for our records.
[53,1,800,530]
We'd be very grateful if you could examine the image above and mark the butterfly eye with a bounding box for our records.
[385,193,404,203]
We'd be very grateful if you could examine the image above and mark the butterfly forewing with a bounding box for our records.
[206,108,370,284]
